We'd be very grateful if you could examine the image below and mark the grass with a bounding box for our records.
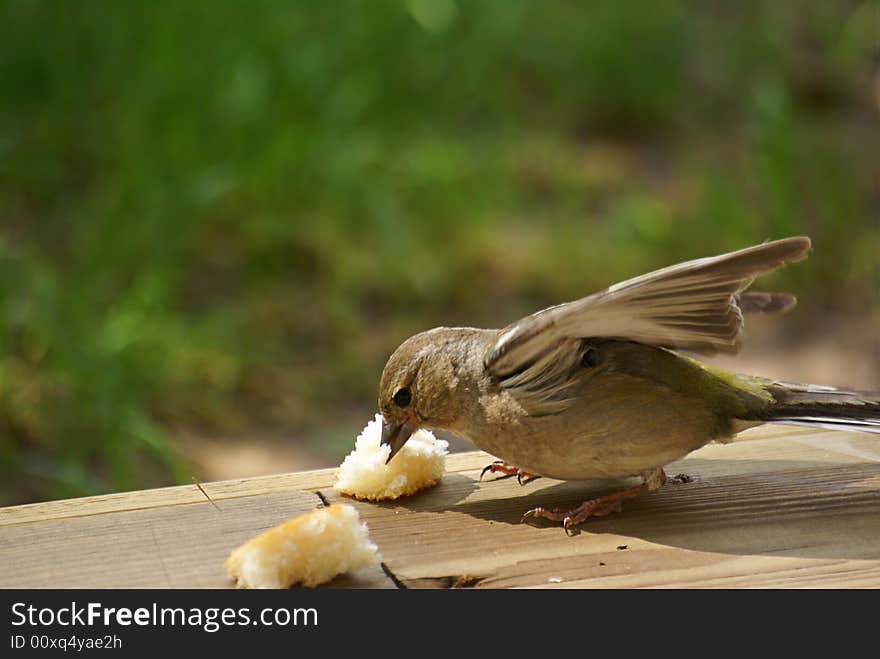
[1,0,877,504]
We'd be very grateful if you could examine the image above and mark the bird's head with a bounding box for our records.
[378,327,469,463]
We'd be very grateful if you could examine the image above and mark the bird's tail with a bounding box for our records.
[754,381,880,434]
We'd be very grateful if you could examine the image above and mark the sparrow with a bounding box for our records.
[378,237,880,529]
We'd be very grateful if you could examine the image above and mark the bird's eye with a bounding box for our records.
[393,387,412,407]
[581,347,598,368]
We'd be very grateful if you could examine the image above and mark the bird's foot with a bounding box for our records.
[521,468,666,533]
[669,473,693,484]
[479,460,540,485]
[522,498,624,534]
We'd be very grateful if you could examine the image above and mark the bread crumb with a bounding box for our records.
[334,413,448,501]
[225,504,379,589]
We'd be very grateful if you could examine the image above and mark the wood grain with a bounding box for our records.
[1,425,878,589]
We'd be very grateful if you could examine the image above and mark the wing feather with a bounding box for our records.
[485,237,811,414]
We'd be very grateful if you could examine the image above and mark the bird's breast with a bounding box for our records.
[457,372,725,480]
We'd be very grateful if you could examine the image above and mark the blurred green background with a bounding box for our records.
[1,0,878,505]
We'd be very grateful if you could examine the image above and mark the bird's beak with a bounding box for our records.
[381,417,416,464]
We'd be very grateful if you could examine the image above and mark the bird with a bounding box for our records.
[377,236,880,530]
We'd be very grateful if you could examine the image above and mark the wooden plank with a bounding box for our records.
[0,470,337,527]
[0,425,878,589]
[0,489,394,588]
[0,425,834,527]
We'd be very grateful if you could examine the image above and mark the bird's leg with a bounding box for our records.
[522,468,667,531]
[480,460,540,485]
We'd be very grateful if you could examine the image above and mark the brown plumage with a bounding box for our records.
[377,237,880,529]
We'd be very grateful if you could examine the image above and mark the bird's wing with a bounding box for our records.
[736,291,797,314]
[484,237,811,414]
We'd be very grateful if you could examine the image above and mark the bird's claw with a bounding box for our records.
[516,471,538,485]
[479,461,506,481]
[520,508,538,523]
[521,506,579,535]
[480,461,539,485]
[520,468,665,532]
[521,498,625,531]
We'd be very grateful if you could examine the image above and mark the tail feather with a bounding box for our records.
[757,381,880,435]
[772,418,880,434]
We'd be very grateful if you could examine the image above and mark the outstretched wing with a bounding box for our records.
[485,236,811,415]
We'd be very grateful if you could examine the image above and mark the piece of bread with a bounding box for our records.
[225,504,379,589]
[334,413,448,501]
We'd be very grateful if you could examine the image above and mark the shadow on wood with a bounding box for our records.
[1,426,878,588]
